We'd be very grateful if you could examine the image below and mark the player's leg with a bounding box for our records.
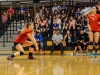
[22,41,36,59]
[7,42,24,60]
[88,31,93,57]
[94,32,99,58]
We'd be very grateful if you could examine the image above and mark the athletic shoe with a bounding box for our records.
[28,56,36,60]
[94,52,98,58]
[7,56,13,60]
[89,52,93,57]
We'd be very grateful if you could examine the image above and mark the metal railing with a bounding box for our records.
[0,0,96,47]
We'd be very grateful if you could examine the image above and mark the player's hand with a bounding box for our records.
[89,27,91,31]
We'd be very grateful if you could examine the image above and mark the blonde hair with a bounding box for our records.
[21,21,33,32]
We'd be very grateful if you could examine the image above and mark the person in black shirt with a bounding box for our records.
[77,29,89,53]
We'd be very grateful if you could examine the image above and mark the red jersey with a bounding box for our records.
[87,14,100,31]
[14,29,33,43]
[7,9,14,14]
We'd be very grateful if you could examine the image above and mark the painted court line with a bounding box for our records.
[23,58,74,75]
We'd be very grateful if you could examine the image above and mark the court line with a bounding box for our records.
[23,58,74,75]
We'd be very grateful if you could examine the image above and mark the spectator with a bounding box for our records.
[64,31,78,51]
[52,2,57,13]
[34,31,43,54]
[17,20,24,34]
[74,3,81,11]
[50,29,64,56]
[62,17,69,33]
[26,13,33,22]
[34,23,40,33]
[54,15,62,30]
[84,26,89,34]
[68,9,75,18]
[61,2,66,10]
[40,17,46,31]
[73,30,89,54]
[52,20,59,34]
[69,16,76,30]
[7,5,14,20]
[2,12,8,27]
[18,4,26,21]
[75,8,81,17]
[45,23,51,37]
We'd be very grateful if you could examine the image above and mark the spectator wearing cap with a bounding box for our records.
[34,31,43,54]
[50,29,64,56]
[17,20,24,34]
[84,26,89,34]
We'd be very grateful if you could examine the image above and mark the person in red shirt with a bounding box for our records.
[7,22,39,60]
[87,6,100,58]
[7,5,14,20]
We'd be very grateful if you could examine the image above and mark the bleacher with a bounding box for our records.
[0,0,97,55]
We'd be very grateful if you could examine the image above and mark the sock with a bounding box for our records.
[11,55,15,58]
[95,50,98,53]
[29,52,33,56]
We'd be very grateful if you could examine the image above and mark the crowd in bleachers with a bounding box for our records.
[1,2,90,55]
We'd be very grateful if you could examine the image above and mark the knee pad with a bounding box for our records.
[95,43,99,46]
[30,45,35,48]
[20,51,24,56]
[89,42,93,45]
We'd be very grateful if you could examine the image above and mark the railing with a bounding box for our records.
[0,0,96,47]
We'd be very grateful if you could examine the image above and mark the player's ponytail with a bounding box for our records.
[21,21,33,32]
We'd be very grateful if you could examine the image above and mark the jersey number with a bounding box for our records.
[92,18,94,21]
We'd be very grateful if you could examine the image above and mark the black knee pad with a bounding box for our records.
[89,42,93,45]
[30,45,35,48]
[20,51,24,56]
[95,43,99,46]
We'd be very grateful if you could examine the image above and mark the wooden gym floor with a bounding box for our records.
[0,55,100,75]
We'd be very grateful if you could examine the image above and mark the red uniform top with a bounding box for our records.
[14,29,33,43]
[87,14,100,31]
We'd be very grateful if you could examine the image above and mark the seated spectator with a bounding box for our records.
[76,16,82,28]
[75,8,81,16]
[34,23,40,33]
[73,30,89,54]
[62,17,69,33]
[18,4,26,21]
[26,13,33,22]
[2,12,8,27]
[7,5,14,20]
[69,16,76,30]
[50,29,64,56]
[84,26,89,34]
[52,2,57,13]
[61,9,66,22]
[45,23,51,37]
[52,20,59,34]
[40,17,46,31]
[68,9,75,18]
[61,2,66,10]
[75,26,81,36]
[74,3,81,11]
[34,31,43,54]
[17,20,24,34]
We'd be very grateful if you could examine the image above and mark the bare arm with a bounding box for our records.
[27,33,38,47]
[87,18,91,31]
[64,35,67,42]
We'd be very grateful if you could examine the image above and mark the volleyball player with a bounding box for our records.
[7,22,39,60]
[87,6,100,57]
